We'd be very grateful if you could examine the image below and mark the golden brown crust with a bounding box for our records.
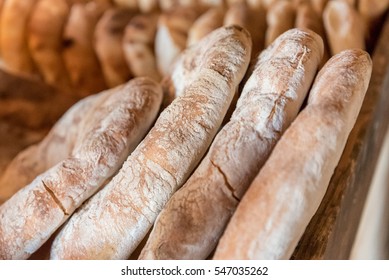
[213,49,372,260]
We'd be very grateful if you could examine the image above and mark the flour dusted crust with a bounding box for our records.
[50,25,252,260]
[0,0,38,76]
[163,24,252,107]
[139,28,324,260]
[28,0,72,91]
[213,49,372,260]
[0,78,163,259]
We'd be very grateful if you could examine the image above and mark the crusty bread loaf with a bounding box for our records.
[28,0,72,91]
[50,25,252,260]
[213,49,372,260]
[0,78,163,259]
[265,0,295,47]
[0,0,38,77]
[0,92,101,204]
[187,7,225,47]
[323,1,366,56]
[123,12,161,81]
[95,7,135,88]
[139,28,324,260]
[62,2,108,96]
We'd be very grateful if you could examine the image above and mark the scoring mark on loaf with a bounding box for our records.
[41,180,69,216]
[209,159,240,202]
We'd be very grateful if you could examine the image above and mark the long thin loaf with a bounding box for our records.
[50,25,252,260]
[213,49,372,260]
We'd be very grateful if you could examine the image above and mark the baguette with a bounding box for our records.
[0,0,38,77]
[323,1,366,56]
[140,28,324,260]
[123,12,161,81]
[265,0,295,47]
[28,0,72,91]
[213,49,372,260]
[62,2,108,97]
[0,78,163,259]
[50,25,252,260]
[94,8,135,88]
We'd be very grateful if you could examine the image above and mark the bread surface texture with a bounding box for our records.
[213,49,372,260]
[139,28,324,260]
[50,25,252,260]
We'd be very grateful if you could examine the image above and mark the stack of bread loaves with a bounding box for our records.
[0,0,385,259]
